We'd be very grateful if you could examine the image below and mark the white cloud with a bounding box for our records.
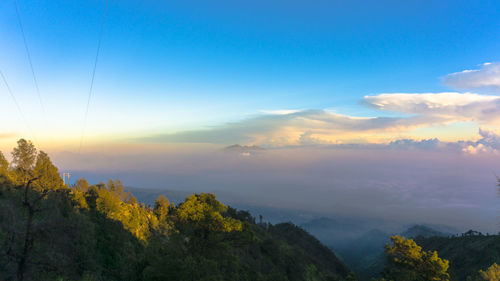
[443,62,500,91]
[389,138,441,150]
[143,92,500,147]
[142,64,500,148]
[461,128,500,154]
[477,127,500,148]
[144,110,440,146]
[261,109,302,115]
[364,92,500,124]
[462,143,488,154]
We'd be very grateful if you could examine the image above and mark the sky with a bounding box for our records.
[2,0,500,231]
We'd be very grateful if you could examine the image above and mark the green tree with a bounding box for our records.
[74,177,89,192]
[107,179,124,195]
[11,139,37,185]
[33,151,64,191]
[0,151,8,172]
[106,179,136,203]
[479,263,500,281]
[96,187,122,216]
[154,195,170,221]
[177,193,242,233]
[0,151,11,186]
[383,235,449,281]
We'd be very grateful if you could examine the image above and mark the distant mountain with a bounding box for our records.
[301,217,375,246]
[300,217,394,280]
[125,186,190,205]
[301,217,366,232]
[348,229,390,254]
[224,144,265,150]
[417,223,460,235]
[402,224,450,238]
[223,144,265,153]
[334,228,389,280]
[267,223,352,280]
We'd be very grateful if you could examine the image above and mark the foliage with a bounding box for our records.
[0,151,12,186]
[93,180,156,241]
[0,151,8,172]
[383,235,449,281]
[74,177,89,192]
[414,233,500,281]
[177,193,242,232]
[153,195,169,221]
[479,263,500,281]
[33,151,64,191]
[11,139,37,184]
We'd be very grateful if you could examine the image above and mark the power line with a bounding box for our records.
[0,70,38,145]
[79,0,109,153]
[14,0,47,126]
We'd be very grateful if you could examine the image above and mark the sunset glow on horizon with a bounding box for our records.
[2,0,500,155]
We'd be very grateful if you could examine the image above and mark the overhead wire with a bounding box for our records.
[0,70,39,145]
[79,0,109,154]
[14,0,48,136]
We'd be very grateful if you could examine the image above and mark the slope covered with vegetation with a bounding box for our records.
[331,224,452,280]
[343,229,500,281]
[415,233,500,281]
[0,139,352,281]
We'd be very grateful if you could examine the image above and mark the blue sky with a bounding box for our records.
[1,0,500,150]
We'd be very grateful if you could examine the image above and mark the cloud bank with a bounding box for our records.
[363,92,500,124]
[134,62,500,155]
[461,128,500,154]
[144,110,443,146]
[144,92,500,149]
[365,92,498,110]
[443,62,500,91]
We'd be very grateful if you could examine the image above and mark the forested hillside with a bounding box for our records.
[346,229,500,281]
[0,139,352,281]
[331,225,452,280]
[415,233,500,281]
